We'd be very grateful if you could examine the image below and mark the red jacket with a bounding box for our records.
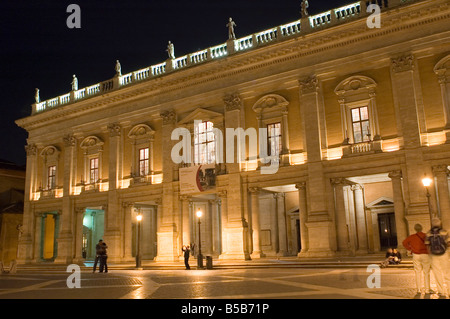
[402,232,428,254]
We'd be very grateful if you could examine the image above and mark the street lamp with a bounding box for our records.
[136,213,143,269]
[422,175,434,223]
[196,208,204,269]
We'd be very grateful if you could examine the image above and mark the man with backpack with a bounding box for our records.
[425,218,450,299]
[403,224,432,298]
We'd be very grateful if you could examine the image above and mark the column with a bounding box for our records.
[123,202,134,261]
[180,195,192,247]
[389,170,408,254]
[330,178,351,255]
[17,144,38,264]
[295,182,309,255]
[298,75,334,257]
[249,187,264,258]
[390,55,429,216]
[105,123,122,261]
[73,208,85,263]
[352,184,368,254]
[218,191,228,256]
[55,135,77,263]
[271,194,280,254]
[433,165,450,230]
[156,111,179,262]
[434,62,450,141]
[211,199,221,256]
[276,193,288,256]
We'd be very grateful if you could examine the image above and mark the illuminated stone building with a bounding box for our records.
[15,0,450,264]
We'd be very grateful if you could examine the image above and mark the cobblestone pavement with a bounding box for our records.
[0,267,447,300]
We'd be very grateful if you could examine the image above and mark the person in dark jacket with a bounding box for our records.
[182,245,191,270]
[93,239,104,273]
[99,241,108,273]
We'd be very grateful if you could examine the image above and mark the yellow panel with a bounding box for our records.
[43,215,55,259]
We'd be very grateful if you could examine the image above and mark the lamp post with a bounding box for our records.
[136,213,143,269]
[422,176,434,223]
[196,208,204,269]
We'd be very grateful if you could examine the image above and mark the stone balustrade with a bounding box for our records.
[31,0,407,114]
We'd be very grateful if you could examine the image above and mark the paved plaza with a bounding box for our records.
[0,265,444,300]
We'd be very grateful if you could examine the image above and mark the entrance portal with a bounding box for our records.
[82,209,104,260]
[378,213,397,250]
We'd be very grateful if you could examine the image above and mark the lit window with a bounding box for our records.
[267,123,282,156]
[194,121,215,164]
[139,148,150,176]
[351,106,370,143]
[48,166,56,189]
[89,158,99,183]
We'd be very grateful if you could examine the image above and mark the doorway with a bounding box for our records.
[82,209,104,260]
[378,213,397,250]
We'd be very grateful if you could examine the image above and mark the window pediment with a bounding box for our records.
[127,124,155,139]
[40,146,60,161]
[80,136,104,149]
[178,108,223,127]
[334,76,377,102]
[252,94,289,114]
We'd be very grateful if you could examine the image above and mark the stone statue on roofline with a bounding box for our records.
[166,41,175,59]
[71,74,78,91]
[301,0,309,18]
[227,17,237,40]
[35,88,40,103]
[115,60,122,76]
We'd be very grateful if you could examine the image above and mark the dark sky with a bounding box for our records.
[0,0,351,166]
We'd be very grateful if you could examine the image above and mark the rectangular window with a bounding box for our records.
[267,123,282,156]
[89,158,99,183]
[48,165,56,190]
[351,106,370,143]
[194,121,215,164]
[139,147,150,176]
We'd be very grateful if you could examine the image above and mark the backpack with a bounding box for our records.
[429,227,447,256]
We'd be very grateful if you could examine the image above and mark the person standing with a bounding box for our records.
[99,241,108,273]
[182,245,191,270]
[425,218,449,299]
[93,239,104,273]
[403,224,432,298]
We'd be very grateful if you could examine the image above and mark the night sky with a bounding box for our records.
[0,0,351,166]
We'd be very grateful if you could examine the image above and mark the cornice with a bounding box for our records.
[16,0,449,132]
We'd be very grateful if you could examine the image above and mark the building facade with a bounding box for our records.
[15,0,450,264]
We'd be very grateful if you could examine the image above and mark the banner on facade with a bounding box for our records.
[179,164,216,194]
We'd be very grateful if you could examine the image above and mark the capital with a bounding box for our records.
[63,134,76,147]
[107,123,122,137]
[248,187,260,194]
[160,110,177,125]
[391,54,415,73]
[223,92,242,111]
[432,165,449,175]
[295,182,306,190]
[330,178,349,186]
[25,144,37,156]
[299,75,319,95]
[388,170,402,179]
